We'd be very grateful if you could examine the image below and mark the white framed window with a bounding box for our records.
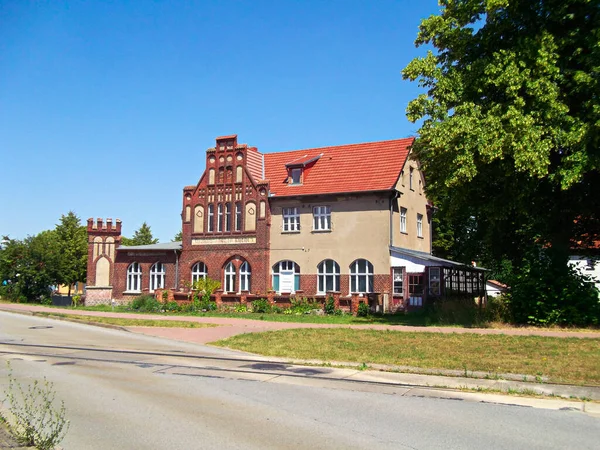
[149,262,165,292]
[282,207,300,232]
[217,204,223,232]
[207,204,214,232]
[191,262,207,284]
[224,262,236,293]
[235,202,242,231]
[317,259,340,294]
[400,208,407,233]
[350,259,374,294]
[272,260,300,293]
[313,206,331,231]
[225,203,231,232]
[393,267,403,295]
[417,213,423,238]
[126,262,142,292]
[409,167,414,190]
[240,261,251,292]
[290,168,302,185]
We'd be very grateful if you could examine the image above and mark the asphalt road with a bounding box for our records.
[0,312,598,449]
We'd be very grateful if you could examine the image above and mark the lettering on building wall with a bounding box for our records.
[191,237,257,245]
[126,252,167,256]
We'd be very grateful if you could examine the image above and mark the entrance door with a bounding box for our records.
[280,270,295,293]
[407,273,424,307]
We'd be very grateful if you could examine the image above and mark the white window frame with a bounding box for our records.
[400,208,407,233]
[191,262,207,284]
[417,213,423,238]
[235,202,242,231]
[350,259,374,294]
[313,206,331,231]
[317,259,340,294]
[393,267,403,295]
[225,203,231,232]
[282,207,300,232]
[224,262,236,293]
[149,262,165,292]
[239,261,251,292]
[217,204,223,232]
[207,204,214,232]
[127,262,142,292]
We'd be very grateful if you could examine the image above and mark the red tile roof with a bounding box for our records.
[264,138,413,197]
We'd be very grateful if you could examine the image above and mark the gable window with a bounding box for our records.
[417,213,423,238]
[217,204,223,232]
[409,168,414,190]
[240,261,251,292]
[313,206,331,231]
[225,203,231,232]
[317,259,340,294]
[191,262,207,284]
[393,267,403,295]
[207,204,214,232]
[224,262,236,293]
[290,168,302,185]
[282,207,300,232]
[350,259,373,294]
[235,202,242,231]
[127,262,142,292]
[272,260,300,293]
[400,208,407,233]
[149,262,165,292]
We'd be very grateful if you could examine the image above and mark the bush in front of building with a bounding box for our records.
[129,295,162,312]
[251,298,272,313]
[289,297,321,314]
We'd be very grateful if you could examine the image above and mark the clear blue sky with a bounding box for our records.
[0,0,440,242]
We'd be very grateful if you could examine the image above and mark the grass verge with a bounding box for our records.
[212,328,600,385]
[36,313,218,328]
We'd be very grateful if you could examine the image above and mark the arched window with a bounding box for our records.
[191,262,207,284]
[350,259,373,294]
[217,204,223,232]
[127,262,142,292]
[207,204,214,232]
[272,261,300,293]
[224,262,236,293]
[317,259,340,294]
[240,261,251,292]
[235,202,242,231]
[225,203,231,232]
[149,262,165,292]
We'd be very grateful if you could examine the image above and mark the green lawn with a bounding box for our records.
[213,328,600,385]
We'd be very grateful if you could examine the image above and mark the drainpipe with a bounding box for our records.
[174,249,180,290]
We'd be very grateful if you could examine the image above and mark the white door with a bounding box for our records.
[280,270,295,293]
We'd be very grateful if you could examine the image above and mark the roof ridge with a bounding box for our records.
[264,137,414,157]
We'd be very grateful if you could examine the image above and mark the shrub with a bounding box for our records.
[324,296,336,315]
[251,298,271,313]
[71,294,81,308]
[40,297,52,306]
[3,363,70,450]
[130,295,161,312]
[484,294,512,323]
[234,304,248,313]
[356,302,369,317]
[290,296,320,314]
[164,301,180,312]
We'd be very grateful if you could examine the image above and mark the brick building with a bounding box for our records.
[86,134,484,310]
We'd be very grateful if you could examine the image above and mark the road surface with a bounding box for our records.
[0,311,598,449]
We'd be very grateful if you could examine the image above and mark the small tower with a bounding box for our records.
[85,218,122,305]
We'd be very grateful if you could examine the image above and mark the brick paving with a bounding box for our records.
[1,303,599,346]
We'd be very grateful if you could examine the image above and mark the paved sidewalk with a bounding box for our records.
[2,303,600,346]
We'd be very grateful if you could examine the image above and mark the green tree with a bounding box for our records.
[172,230,182,242]
[121,222,159,246]
[403,0,600,324]
[0,232,60,302]
[54,212,87,297]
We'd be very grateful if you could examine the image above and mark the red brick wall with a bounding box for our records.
[86,218,122,287]
[112,251,178,298]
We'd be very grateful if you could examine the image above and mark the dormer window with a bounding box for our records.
[290,168,302,185]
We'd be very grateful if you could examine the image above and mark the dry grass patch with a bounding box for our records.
[42,313,217,329]
[213,329,600,385]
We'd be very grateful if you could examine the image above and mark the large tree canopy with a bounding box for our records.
[55,211,88,295]
[403,0,600,324]
[121,222,159,246]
